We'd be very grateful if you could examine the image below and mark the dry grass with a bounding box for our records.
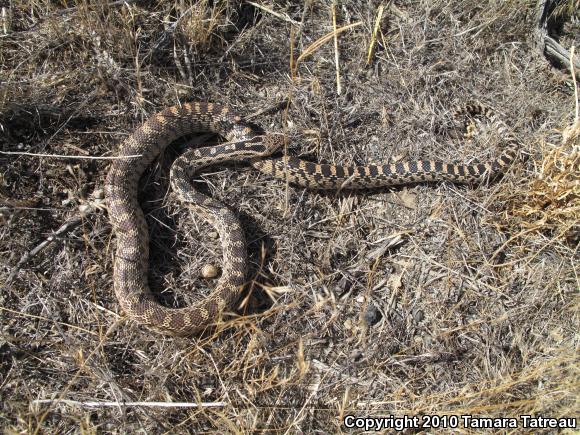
[1,0,578,432]
[504,119,579,243]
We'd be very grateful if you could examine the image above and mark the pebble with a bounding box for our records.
[201,264,219,279]
[363,303,382,327]
[412,308,424,323]
[93,188,105,199]
[79,203,95,215]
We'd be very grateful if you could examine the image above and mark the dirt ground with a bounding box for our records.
[1,0,578,433]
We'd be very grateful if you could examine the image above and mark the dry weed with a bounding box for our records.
[1,0,578,432]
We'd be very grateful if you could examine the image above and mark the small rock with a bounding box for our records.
[79,203,95,215]
[363,303,382,327]
[349,349,363,362]
[343,318,353,331]
[337,276,353,294]
[412,308,424,323]
[201,264,219,279]
[207,231,219,240]
[93,188,105,199]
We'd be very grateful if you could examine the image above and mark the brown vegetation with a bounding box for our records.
[1,0,578,432]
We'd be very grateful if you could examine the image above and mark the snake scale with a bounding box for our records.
[105,101,519,335]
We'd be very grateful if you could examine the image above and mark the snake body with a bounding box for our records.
[105,101,519,335]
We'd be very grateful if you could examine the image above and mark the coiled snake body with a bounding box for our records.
[105,102,518,335]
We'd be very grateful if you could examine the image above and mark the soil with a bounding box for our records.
[1,1,578,432]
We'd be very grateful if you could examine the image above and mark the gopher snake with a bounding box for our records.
[105,102,518,335]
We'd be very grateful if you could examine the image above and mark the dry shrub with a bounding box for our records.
[504,115,579,246]
[174,0,230,50]
[1,0,579,432]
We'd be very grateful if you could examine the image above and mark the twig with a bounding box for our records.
[294,22,362,75]
[545,36,580,74]
[246,99,289,120]
[331,2,342,95]
[245,1,301,26]
[454,20,493,38]
[562,46,580,144]
[2,6,11,35]
[0,306,98,335]
[535,0,580,78]
[45,89,100,146]
[0,151,141,160]
[366,3,385,66]
[58,0,137,14]
[31,399,227,409]
[571,46,578,121]
[5,214,87,285]
[388,3,408,21]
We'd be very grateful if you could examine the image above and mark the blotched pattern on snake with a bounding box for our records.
[105,101,519,335]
